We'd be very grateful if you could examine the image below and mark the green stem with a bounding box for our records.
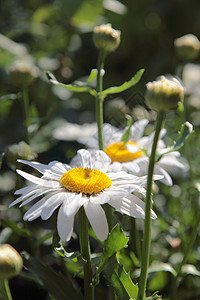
[130,218,141,260]
[96,50,106,150]
[137,111,166,300]
[23,86,30,143]
[78,207,94,300]
[0,279,13,300]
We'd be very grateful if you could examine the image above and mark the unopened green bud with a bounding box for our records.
[6,141,37,168]
[93,23,121,52]
[0,244,23,279]
[9,61,38,87]
[174,34,200,61]
[145,76,184,113]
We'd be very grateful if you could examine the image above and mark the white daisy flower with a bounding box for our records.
[52,122,97,141]
[78,119,188,186]
[10,149,156,242]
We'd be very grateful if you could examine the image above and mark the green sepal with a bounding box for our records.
[156,121,193,161]
[101,69,144,96]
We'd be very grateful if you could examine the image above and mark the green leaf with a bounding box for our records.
[22,254,83,300]
[103,256,138,299]
[99,224,128,271]
[157,121,193,160]
[101,69,145,96]
[121,115,133,143]
[46,71,95,93]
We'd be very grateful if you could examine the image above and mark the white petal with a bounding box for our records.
[14,184,37,195]
[23,198,47,221]
[77,149,93,169]
[57,205,74,242]
[110,194,157,220]
[62,193,87,218]
[41,192,66,220]
[122,161,140,174]
[16,170,61,188]
[84,202,108,241]
[90,192,110,204]
[129,119,149,141]
[17,160,49,174]
[109,162,123,172]
[93,151,111,172]
[154,165,173,186]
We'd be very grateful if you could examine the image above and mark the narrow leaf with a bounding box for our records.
[157,121,193,160]
[99,224,128,271]
[23,254,83,300]
[101,69,145,96]
[46,71,94,93]
[121,115,133,143]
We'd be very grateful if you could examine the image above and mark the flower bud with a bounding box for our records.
[145,76,184,113]
[174,34,200,61]
[9,61,38,87]
[6,141,37,168]
[0,244,23,279]
[93,23,121,52]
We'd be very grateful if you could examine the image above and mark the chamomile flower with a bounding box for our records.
[10,149,156,242]
[79,119,188,186]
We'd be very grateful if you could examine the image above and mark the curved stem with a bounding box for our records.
[78,207,94,300]
[137,111,166,300]
[96,50,106,150]
[0,279,13,300]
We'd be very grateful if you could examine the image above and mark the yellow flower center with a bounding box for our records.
[104,141,143,163]
[60,167,112,195]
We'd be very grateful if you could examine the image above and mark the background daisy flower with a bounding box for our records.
[10,149,156,242]
[79,119,188,186]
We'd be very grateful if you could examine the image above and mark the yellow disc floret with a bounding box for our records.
[104,141,143,163]
[60,167,112,195]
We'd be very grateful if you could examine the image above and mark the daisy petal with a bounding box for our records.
[16,170,60,188]
[17,160,49,174]
[129,119,149,141]
[154,165,173,186]
[93,151,111,172]
[57,205,74,242]
[77,149,93,169]
[23,198,47,221]
[84,202,108,241]
[41,192,66,220]
[62,193,87,218]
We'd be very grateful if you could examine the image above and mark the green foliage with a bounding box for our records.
[101,69,145,96]
[23,254,83,300]
[121,115,133,143]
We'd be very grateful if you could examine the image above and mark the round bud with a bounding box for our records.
[0,244,23,280]
[145,76,184,113]
[9,61,38,87]
[93,23,121,52]
[174,34,200,61]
